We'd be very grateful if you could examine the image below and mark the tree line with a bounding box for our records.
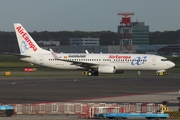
[0,30,180,53]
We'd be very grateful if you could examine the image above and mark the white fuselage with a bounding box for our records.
[20,52,175,71]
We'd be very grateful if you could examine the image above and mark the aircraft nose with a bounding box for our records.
[169,61,175,68]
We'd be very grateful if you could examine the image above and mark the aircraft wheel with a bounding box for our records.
[163,72,168,75]
[88,71,92,76]
[93,71,99,76]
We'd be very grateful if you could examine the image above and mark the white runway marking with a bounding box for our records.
[12,82,16,85]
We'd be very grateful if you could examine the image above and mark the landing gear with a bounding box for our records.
[88,71,99,76]
[88,71,92,76]
[93,71,99,76]
[83,70,99,76]
[156,70,168,76]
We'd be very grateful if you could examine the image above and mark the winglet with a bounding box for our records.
[49,49,59,59]
[85,50,89,54]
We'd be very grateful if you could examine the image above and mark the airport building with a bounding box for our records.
[132,22,149,44]
[56,45,138,53]
[38,40,180,54]
[45,44,180,55]
[37,40,60,52]
[37,40,60,47]
[136,44,180,55]
[69,38,100,46]
[117,21,149,45]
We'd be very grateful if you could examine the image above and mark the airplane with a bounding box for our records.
[10,23,175,76]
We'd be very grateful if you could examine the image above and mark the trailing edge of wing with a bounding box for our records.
[57,58,98,68]
[5,52,30,58]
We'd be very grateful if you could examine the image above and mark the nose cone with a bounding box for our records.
[169,61,175,68]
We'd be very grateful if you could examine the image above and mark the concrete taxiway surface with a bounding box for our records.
[0,72,179,104]
[0,72,180,120]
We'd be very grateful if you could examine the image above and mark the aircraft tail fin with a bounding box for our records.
[14,23,49,55]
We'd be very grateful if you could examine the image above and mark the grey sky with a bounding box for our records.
[0,0,180,32]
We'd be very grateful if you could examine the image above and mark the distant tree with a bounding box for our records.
[0,29,180,53]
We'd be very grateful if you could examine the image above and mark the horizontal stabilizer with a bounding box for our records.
[5,52,30,58]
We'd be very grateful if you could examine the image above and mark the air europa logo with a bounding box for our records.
[131,56,147,65]
[109,55,131,59]
[16,26,37,52]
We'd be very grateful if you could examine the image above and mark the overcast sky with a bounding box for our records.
[0,0,180,32]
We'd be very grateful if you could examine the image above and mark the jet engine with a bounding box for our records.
[98,65,116,73]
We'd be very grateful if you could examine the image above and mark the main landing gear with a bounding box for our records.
[82,70,99,76]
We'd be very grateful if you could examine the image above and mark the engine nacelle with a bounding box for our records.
[98,65,116,73]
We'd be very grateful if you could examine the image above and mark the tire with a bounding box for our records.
[6,110,13,117]
[93,71,99,76]
[88,71,92,76]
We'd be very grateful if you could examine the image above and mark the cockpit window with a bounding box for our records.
[161,59,168,61]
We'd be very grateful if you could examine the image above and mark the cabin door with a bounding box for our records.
[152,57,156,65]
[40,56,44,65]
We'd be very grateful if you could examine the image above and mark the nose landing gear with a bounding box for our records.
[156,70,168,76]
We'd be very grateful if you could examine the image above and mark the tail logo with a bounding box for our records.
[21,40,29,53]
[16,26,37,52]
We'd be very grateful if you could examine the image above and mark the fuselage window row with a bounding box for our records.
[48,59,147,62]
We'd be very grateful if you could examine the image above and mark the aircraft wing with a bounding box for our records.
[57,58,98,68]
[49,49,98,68]
[5,52,30,58]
